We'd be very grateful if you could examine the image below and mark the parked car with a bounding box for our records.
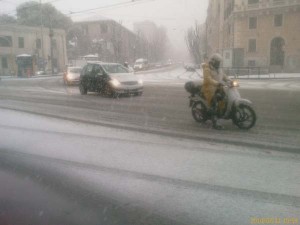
[184,63,196,72]
[79,62,143,97]
[63,67,82,85]
[35,70,46,76]
[133,58,149,71]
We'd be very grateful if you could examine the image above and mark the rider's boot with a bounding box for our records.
[211,106,224,130]
[212,116,224,130]
[209,98,224,130]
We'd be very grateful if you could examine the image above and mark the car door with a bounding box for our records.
[93,64,107,91]
[79,65,88,86]
[84,64,95,91]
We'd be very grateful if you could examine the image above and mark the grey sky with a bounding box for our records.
[1,0,208,53]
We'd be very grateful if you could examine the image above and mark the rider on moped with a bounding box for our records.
[201,53,231,129]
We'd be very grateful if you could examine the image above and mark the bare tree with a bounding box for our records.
[134,22,169,62]
[185,22,205,64]
[67,26,91,58]
[150,26,168,62]
[110,20,124,63]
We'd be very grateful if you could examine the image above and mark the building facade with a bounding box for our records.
[206,0,300,72]
[70,20,149,64]
[0,25,67,76]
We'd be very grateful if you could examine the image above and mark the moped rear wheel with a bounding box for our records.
[233,104,256,130]
[191,102,207,123]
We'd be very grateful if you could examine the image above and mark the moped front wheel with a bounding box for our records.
[233,104,256,130]
[191,102,207,123]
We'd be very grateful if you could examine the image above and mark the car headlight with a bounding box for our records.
[138,79,143,85]
[110,79,121,87]
[232,80,239,87]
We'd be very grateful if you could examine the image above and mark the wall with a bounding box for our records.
[0,25,67,76]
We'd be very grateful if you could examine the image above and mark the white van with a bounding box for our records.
[133,58,149,71]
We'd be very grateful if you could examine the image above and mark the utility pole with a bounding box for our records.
[49,26,54,75]
[232,18,235,68]
[40,0,44,70]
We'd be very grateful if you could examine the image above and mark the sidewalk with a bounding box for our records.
[135,64,180,75]
[190,69,300,80]
[228,73,300,79]
[0,73,62,80]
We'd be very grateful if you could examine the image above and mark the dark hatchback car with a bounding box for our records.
[79,62,143,97]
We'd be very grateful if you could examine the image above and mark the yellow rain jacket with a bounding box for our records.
[201,63,230,107]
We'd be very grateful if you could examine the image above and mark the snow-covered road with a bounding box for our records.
[1,108,300,225]
[136,68,300,91]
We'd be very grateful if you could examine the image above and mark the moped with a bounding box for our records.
[185,80,256,130]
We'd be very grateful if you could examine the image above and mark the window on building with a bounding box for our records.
[225,52,230,59]
[248,60,256,67]
[52,39,57,49]
[1,57,8,69]
[36,39,41,49]
[248,39,256,52]
[273,0,285,6]
[248,0,259,4]
[249,17,257,29]
[18,37,24,48]
[270,37,285,66]
[52,58,58,68]
[83,25,89,35]
[274,14,283,27]
[0,36,12,47]
[101,24,108,34]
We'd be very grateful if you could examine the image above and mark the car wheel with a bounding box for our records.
[135,92,143,96]
[103,84,118,98]
[79,83,87,95]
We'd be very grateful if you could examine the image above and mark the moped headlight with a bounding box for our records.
[110,79,121,87]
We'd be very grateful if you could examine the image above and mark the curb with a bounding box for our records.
[135,65,180,75]
[0,73,62,80]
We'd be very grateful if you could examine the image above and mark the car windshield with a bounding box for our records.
[1,0,300,224]
[102,64,129,74]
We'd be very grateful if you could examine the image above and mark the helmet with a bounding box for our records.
[124,61,129,67]
[209,53,223,69]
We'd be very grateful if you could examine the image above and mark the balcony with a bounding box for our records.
[234,0,300,12]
